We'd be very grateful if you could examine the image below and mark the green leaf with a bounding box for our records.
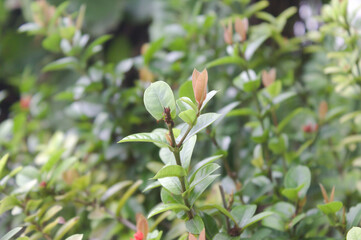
[189,175,219,206]
[41,205,63,224]
[189,163,220,187]
[144,37,165,65]
[317,201,343,215]
[347,227,361,240]
[281,184,304,201]
[1,227,22,240]
[144,81,176,120]
[266,81,282,98]
[0,153,9,176]
[200,90,218,111]
[189,155,223,177]
[283,165,311,200]
[227,108,258,117]
[206,56,246,69]
[41,149,64,172]
[177,97,198,112]
[244,0,269,17]
[179,80,196,103]
[65,234,83,240]
[143,181,162,192]
[43,217,61,234]
[42,57,78,72]
[272,92,296,105]
[0,195,21,215]
[153,165,187,179]
[202,213,219,239]
[116,180,143,216]
[118,131,169,148]
[179,109,197,125]
[148,203,189,218]
[233,70,260,92]
[347,204,361,229]
[231,205,256,228]
[177,113,221,143]
[186,215,204,235]
[83,35,112,61]
[243,211,274,229]
[42,34,61,53]
[101,180,133,202]
[161,188,183,205]
[268,135,286,154]
[245,35,268,60]
[158,177,182,195]
[198,204,237,225]
[54,217,79,240]
[181,135,197,170]
[277,108,307,133]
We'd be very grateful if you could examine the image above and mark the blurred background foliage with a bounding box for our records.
[2,0,361,239]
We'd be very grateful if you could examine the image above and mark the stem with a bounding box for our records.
[167,122,194,219]
[219,185,231,233]
[252,91,272,179]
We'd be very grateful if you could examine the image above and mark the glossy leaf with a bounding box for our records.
[1,227,22,240]
[118,131,169,148]
[148,203,189,218]
[179,109,197,125]
[177,113,221,143]
[144,81,176,120]
[42,57,78,72]
[231,205,257,228]
[186,215,204,235]
[153,165,187,179]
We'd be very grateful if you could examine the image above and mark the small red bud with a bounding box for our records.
[20,96,31,110]
[39,181,47,188]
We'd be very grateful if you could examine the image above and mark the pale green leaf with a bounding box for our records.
[153,165,187,179]
[144,81,176,120]
[54,217,79,240]
[148,203,189,218]
[1,227,22,240]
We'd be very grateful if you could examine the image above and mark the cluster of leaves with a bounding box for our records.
[2,0,361,239]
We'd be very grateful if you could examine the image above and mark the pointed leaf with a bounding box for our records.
[158,177,182,195]
[179,109,197,125]
[317,201,343,215]
[189,175,219,206]
[54,217,79,240]
[186,215,204,235]
[0,153,9,176]
[116,180,143,216]
[1,227,22,240]
[118,132,169,148]
[231,205,256,228]
[148,203,189,218]
[207,56,246,68]
[177,113,221,143]
[243,211,274,229]
[153,165,187,179]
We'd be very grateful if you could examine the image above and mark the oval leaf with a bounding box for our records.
[144,81,176,120]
